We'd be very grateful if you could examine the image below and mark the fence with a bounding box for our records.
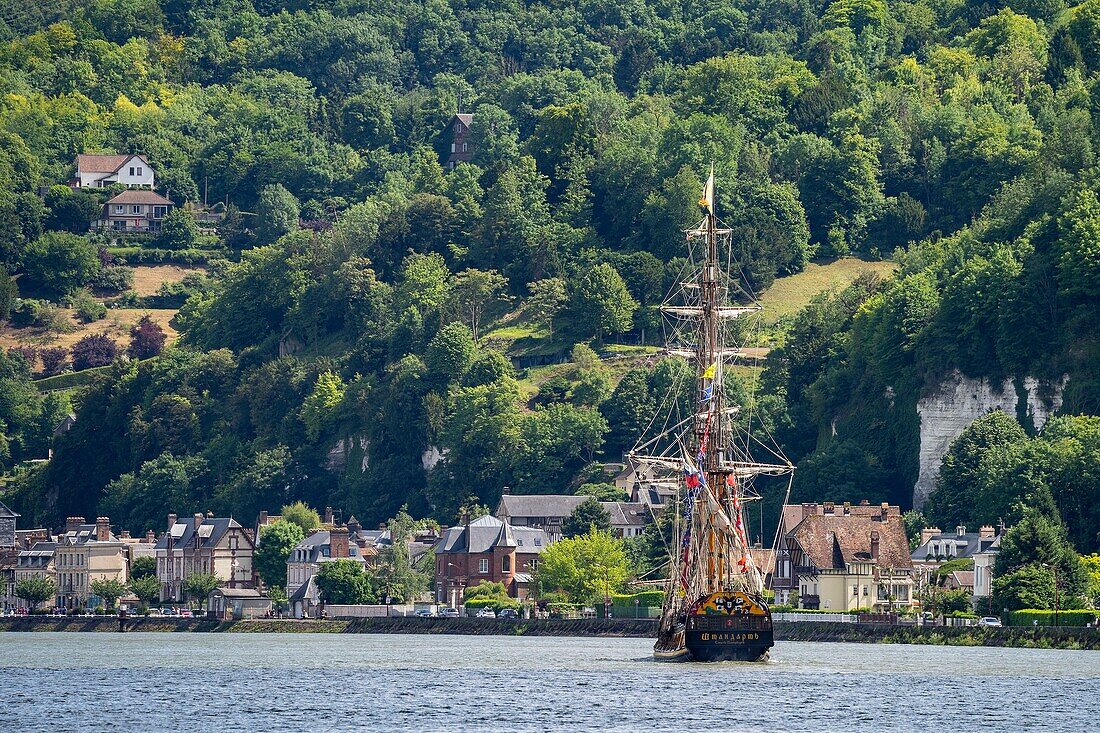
[774,612,858,624]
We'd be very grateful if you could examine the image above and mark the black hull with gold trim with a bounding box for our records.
[684,614,772,662]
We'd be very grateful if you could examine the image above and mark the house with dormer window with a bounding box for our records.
[154,513,255,603]
[72,153,155,189]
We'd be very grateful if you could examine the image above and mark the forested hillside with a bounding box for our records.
[0,0,1098,548]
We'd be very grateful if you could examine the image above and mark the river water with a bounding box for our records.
[2,633,1097,731]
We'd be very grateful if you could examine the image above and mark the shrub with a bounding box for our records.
[106,247,213,265]
[39,346,68,376]
[92,265,135,292]
[36,303,75,333]
[610,590,665,610]
[1006,609,1098,627]
[71,333,119,370]
[10,299,41,327]
[128,315,167,359]
[72,290,107,323]
[22,231,100,298]
[8,345,38,369]
[463,597,521,612]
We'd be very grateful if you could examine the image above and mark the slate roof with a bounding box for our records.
[17,542,55,568]
[60,524,117,546]
[77,153,139,173]
[604,502,648,527]
[106,190,172,205]
[453,113,473,127]
[947,570,975,589]
[497,494,587,519]
[289,530,363,563]
[211,587,266,599]
[911,530,1001,561]
[155,517,245,551]
[790,513,912,570]
[0,500,18,518]
[435,515,547,555]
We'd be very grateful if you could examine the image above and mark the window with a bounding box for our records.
[130,205,142,215]
[478,558,488,574]
[852,585,858,596]
[129,167,135,176]
[534,538,542,546]
[114,205,124,214]
[153,205,167,218]
[136,167,143,176]
[862,585,869,596]
[451,143,456,153]
[502,556,511,572]
[462,142,468,152]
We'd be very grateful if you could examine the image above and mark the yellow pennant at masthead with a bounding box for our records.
[699,166,714,214]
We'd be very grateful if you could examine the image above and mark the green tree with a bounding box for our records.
[15,576,56,610]
[128,575,160,611]
[450,268,508,342]
[155,209,200,250]
[300,371,346,442]
[256,184,300,244]
[568,263,637,342]
[281,502,322,533]
[924,411,1028,530]
[535,528,630,603]
[562,497,612,538]
[425,322,476,382]
[22,232,99,298]
[182,572,221,609]
[90,577,128,610]
[315,558,375,605]
[255,520,306,591]
[130,556,157,580]
[576,482,626,502]
[527,277,567,336]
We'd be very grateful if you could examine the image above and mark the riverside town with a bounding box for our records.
[2,0,1100,730]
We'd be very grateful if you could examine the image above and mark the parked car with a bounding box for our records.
[179,609,193,618]
[413,609,433,618]
[498,608,519,620]
[475,608,496,619]
[438,608,460,618]
[161,608,177,616]
[977,617,1002,627]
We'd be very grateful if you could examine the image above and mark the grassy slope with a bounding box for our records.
[757,257,898,327]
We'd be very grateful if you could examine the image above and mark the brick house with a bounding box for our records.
[100,189,174,235]
[433,515,546,608]
[154,513,255,603]
[445,113,474,169]
[72,153,155,189]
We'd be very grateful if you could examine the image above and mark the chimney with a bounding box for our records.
[66,516,85,534]
[979,525,994,540]
[880,502,890,521]
[956,525,966,537]
[347,515,361,534]
[145,530,156,543]
[168,513,177,530]
[920,527,941,546]
[324,506,334,525]
[502,486,511,495]
[329,526,350,559]
[843,501,851,515]
[461,510,470,529]
[194,513,204,530]
[859,499,870,506]
[823,502,834,515]
[870,530,880,562]
[120,530,131,539]
[96,517,111,542]
[258,510,268,527]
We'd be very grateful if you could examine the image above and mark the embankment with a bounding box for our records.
[2,617,1097,649]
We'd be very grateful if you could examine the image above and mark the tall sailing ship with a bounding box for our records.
[631,169,795,662]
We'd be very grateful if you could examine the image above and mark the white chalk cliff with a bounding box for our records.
[913,371,1065,508]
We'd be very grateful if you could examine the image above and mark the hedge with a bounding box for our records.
[106,247,217,265]
[463,597,520,612]
[611,590,665,609]
[34,367,108,391]
[1006,609,1099,627]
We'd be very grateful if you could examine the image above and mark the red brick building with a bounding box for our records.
[445,113,474,170]
[433,514,546,608]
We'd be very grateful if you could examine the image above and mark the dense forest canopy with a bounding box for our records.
[0,0,1098,556]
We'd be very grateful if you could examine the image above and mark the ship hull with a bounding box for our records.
[654,592,774,662]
